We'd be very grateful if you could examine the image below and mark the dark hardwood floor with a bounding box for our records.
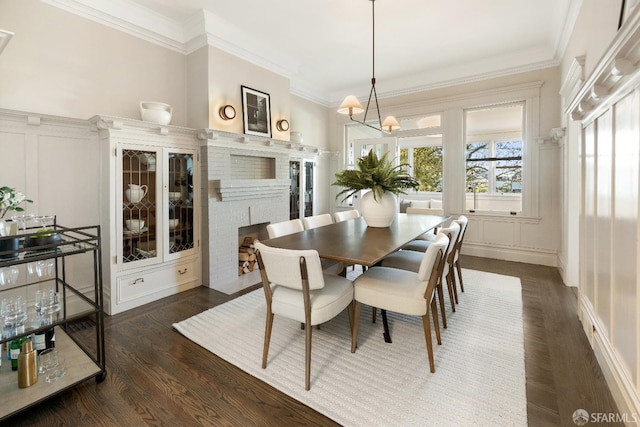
[6,256,621,426]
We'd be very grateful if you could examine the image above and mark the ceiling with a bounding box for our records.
[52,0,580,105]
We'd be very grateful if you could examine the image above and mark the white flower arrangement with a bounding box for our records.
[0,186,32,219]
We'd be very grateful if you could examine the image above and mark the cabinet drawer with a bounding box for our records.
[117,261,196,305]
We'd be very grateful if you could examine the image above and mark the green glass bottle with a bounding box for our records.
[10,338,23,371]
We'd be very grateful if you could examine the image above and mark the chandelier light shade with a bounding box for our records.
[381,115,400,132]
[337,95,365,116]
[337,0,399,134]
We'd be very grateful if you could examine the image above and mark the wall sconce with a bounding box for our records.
[276,119,290,132]
[219,105,236,120]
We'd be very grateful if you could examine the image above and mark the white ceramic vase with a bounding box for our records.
[139,101,173,125]
[360,191,398,227]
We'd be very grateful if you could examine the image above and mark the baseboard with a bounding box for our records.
[580,296,640,422]
[462,242,557,266]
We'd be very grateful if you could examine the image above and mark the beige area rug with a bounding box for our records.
[173,269,527,426]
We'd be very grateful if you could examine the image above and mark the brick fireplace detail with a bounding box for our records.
[201,136,291,291]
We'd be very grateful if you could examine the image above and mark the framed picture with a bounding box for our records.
[241,86,272,138]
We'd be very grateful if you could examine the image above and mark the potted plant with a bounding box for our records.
[333,149,419,227]
[0,186,32,258]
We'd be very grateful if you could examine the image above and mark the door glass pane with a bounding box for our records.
[168,153,194,254]
[304,161,314,217]
[289,161,300,219]
[122,149,157,263]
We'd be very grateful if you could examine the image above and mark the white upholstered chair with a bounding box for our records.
[302,213,333,230]
[255,241,354,390]
[452,215,469,295]
[333,209,360,223]
[266,219,304,239]
[351,234,449,373]
[380,222,460,327]
[300,214,344,276]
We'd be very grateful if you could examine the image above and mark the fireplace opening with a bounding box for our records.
[238,223,269,276]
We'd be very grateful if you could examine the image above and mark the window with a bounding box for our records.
[464,103,524,213]
[399,136,443,192]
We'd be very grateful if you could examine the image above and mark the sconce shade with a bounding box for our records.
[276,119,290,132]
[219,105,236,120]
[337,95,365,116]
[381,116,400,132]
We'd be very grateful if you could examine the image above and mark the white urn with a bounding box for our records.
[360,191,398,227]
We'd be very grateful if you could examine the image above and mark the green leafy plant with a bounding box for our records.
[0,186,32,219]
[333,149,419,202]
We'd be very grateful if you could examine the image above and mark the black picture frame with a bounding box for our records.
[241,86,272,138]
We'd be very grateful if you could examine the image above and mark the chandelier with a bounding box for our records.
[337,0,399,134]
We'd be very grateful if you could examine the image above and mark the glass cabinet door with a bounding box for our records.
[122,149,158,263]
[168,152,194,255]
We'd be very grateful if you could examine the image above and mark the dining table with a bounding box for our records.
[262,213,450,342]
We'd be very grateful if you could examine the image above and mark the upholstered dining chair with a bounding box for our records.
[266,219,304,239]
[333,209,360,223]
[351,234,449,373]
[302,213,333,230]
[380,222,460,328]
[300,214,344,276]
[254,241,354,390]
[452,215,469,296]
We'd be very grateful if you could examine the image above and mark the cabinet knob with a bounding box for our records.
[178,268,187,275]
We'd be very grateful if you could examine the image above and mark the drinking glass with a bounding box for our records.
[40,349,65,382]
[10,213,34,233]
[33,215,55,230]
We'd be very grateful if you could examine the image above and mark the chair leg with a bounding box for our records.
[446,271,456,312]
[262,312,274,369]
[436,282,447,328]
[431,299,441,345]
[422,313,435,373]
[352,301,361,353]
[455,260,465,293]
[305,319,312,391]
[449,264,459,304]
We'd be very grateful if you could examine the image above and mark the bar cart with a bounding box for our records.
[0,221,105,420]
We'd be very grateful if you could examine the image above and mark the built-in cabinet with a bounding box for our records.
[289,158,315,219]
[92,116,201,315]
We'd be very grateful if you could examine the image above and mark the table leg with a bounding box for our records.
[381,309,392,343]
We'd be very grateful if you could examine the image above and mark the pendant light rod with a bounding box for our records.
[337,0,399,134]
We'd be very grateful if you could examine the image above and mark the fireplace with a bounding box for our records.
[201,133,293,292]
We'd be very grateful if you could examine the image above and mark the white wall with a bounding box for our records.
[0,0,187,125]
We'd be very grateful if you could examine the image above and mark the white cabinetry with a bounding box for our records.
[91,116,201,315]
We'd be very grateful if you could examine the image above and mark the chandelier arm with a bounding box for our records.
[362,81,376,123]
[349,116,390,135]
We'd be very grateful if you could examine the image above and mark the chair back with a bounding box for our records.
[453,215,468,261]
[417,233,449,282]
[333,209,360,223]
[440,222,460,263]
[254,241,325,291]
[266,219,304,238]
[302,214,333,230]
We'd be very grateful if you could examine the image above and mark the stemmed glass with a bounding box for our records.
[33,215,55,230]
[10,213,34,234]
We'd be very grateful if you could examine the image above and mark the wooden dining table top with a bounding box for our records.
[262,213,449,267]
